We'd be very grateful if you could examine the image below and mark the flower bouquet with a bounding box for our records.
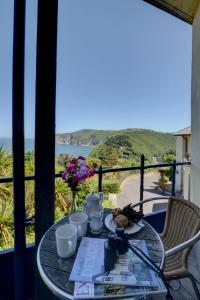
[62,156,97,214]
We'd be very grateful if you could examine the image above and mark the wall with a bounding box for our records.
[191,3,200,207]
[190,2,200,280]
[183,165,190,199]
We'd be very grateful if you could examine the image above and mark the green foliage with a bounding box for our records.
[162,154,175,163]
[55,179,71,213]
[0,148,14,249]
[56,153,73,168]
[55,206,65,221]
[0,200,13,249]
[159,150,176,181]
[85,156,101,168]
[76,177,98,209]
[90,144,119,167]
[103,199,112,208]
[156,149,176,162]
[24,154,35,218]
[105,135,132,148]
[0,147,12,176]
[102,179,120,194]
[159,176,171,192]
[89,130,175,166]
[25,151,34,162]
[25,226,35,245]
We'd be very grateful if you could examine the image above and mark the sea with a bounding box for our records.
[0,137,94,157]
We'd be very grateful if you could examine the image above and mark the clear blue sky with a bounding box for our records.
[0,0,192,138]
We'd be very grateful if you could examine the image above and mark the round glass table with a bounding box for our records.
[37,209,165,300]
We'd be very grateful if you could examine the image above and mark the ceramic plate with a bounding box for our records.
[104,213,144,234]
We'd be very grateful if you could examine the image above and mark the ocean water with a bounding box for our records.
[0,137,94,157]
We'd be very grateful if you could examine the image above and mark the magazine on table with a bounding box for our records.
[73,277,166,299]
[70,238,157,286]
[70,237,166,299]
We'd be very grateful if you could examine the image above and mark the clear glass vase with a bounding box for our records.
[70,190,76,214]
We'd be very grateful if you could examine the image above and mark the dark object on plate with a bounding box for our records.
[112,208,122,218]
[121,204,143,222]
[114,214,129,228]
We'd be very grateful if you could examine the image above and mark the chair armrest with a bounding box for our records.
[131,196,170,208]
[165,230,200,257]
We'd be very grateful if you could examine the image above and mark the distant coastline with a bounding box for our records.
[56,141,96,147]
[0,127,175,158]
[0,137,94,157]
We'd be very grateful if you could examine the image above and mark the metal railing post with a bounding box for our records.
[98,166,102,192]
[172,159,176,196]
[140,154,145,214]
[35,1,58,299]
[12,1,26,299]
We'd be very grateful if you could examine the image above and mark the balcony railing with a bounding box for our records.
[0,154,191,226]
[97,155,191,212]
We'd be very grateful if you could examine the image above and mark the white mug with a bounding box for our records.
[69,212,88,238]
[55,224,77,258]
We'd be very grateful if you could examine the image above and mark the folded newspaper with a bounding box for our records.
[73,279,166,299]
[70,237,166,299]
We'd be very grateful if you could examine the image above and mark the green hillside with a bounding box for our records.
[118,129,175,157]
[56,129,117,146]
[56,128,175,159]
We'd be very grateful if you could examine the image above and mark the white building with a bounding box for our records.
[174,126,191,199]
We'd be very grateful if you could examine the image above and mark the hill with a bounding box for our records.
[56,128,175,158]
[56,129,115,146]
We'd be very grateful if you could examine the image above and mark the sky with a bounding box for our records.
[0,0,192,138]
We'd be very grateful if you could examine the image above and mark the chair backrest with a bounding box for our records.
[161,197,200,265]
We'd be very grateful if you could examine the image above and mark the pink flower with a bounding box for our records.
[62,156,96,191]
[78,156,86,160]
[92,162,97,168]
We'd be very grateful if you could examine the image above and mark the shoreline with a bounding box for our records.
[56,143,96,148]
[0,138,93,157]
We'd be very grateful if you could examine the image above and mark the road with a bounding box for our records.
[111,172,167,214]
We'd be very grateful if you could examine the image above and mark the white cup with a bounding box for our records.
[69,212,88,238]
[90,212,103,234]
[55,224,77,258]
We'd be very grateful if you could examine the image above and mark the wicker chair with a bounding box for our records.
[132,196,200,299]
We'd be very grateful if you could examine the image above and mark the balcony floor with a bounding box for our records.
[151,278,198,299]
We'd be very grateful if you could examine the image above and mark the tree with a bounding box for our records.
[90,144,119,167]
[105,135,132,148]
